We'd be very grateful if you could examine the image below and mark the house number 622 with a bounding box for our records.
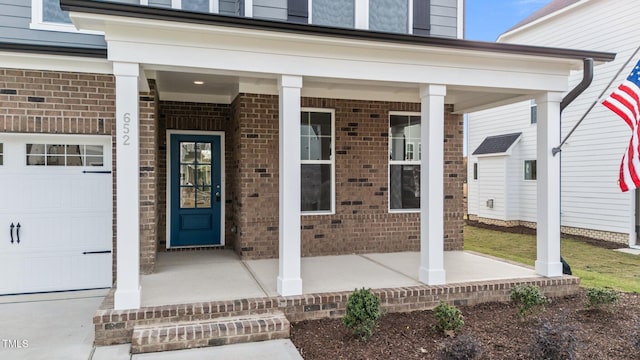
[122,112,131,146]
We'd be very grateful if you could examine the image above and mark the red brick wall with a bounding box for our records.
[231,94,464,259]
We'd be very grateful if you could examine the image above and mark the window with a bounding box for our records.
[0,143,3,166]
[389,113,421,210]
[524,160,537,180]
[312,0,355,28]
[301,110,334,213]
[304,0,417,33]
[171,0,218,13]
[31,0,102,34]
[473,163,478,180]
[369,0,409,33]
[26,144,104,167]
[530,99,537,124]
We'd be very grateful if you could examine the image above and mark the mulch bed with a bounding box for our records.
[290,290,640,359]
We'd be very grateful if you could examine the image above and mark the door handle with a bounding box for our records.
[16,223,20,244]
[9,223,14,244]
[215,191,221,202]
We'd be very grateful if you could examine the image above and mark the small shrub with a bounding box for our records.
[437,334,482,360]
[585,287,619,310]
[530,318,577,360]
[342,288,381,341]
[433,301,465,335]
[510,284,547,319]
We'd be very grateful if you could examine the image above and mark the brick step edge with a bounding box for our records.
[131,312,290,354]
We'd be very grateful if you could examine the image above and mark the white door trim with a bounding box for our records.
[166,130,225,248]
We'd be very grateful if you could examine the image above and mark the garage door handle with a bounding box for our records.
[82,250,112,255]
[16,223,20,244]
[9,223,14,244]
[82,170,112,174]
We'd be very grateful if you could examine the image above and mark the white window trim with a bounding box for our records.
[388,111,421,213]
[172,0,219,13]
[30,0,103,35]
[309,0,413,33]
[244,0,253,17]
[301,108,336,216]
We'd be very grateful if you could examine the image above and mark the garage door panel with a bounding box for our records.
[71,215,111,249]
[16,216,72,250]
[25,178,67,211]
[71,176,112,210]
[0,134,113,295]
[72,254,112,288]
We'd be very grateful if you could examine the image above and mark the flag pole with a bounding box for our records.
[552,44,640,156]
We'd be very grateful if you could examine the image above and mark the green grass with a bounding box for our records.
[464,225,640,293]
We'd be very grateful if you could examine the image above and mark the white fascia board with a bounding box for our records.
[498,0,593,42]
[0,51,112,74]
[72,12,575,92]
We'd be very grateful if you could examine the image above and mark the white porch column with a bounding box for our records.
[418,84,447,285]
[277,75,303,296]
[113,62,141,310]
[535,92,563,277]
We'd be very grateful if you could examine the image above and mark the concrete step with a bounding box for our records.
[130,312,290,354]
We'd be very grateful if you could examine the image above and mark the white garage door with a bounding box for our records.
[0,134,113,295]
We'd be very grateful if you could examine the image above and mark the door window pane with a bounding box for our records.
[197,187,212,208]
[370,0,408,33]
[301,164,332,211]
[180,187,196,208]
[180,142,196,163]
[312,0,354,28]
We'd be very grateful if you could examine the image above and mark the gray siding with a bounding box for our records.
[253,0,287,21]
[430,0,458,38]
[0,0,105,48]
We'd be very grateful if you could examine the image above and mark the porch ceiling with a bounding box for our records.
[148,68,538,114]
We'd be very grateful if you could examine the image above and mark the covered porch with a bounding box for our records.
[62,0,615,315]
[139,250,538,307]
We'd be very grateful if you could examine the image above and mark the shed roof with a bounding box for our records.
[472,133,522,156]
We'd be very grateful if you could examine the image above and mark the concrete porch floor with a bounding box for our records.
[140,251,538,307]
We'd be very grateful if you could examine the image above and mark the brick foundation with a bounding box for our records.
[94,276,580,345]
[469,215,629,245]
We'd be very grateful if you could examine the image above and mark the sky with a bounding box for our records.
[465,0,551,42]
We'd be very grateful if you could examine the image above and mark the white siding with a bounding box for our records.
[476,157,507,220]
[471,0,638,235]
[467,101,537,221]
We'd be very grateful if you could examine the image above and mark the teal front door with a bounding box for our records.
[170,134,222,247]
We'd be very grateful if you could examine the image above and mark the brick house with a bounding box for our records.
[0,0,613,311]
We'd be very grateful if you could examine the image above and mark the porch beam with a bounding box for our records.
[535,91,563,277]
[277,74,303,296]
[418,84,447,285]
[113,62,142,310]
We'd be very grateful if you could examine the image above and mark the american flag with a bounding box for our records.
[602,59,640,192]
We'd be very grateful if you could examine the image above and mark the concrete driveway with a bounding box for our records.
[0,290,303,360]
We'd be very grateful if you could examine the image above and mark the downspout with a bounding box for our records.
[552,58,595,155]
[553,58,594,275]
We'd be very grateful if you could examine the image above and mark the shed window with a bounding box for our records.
[524,160,537,180]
